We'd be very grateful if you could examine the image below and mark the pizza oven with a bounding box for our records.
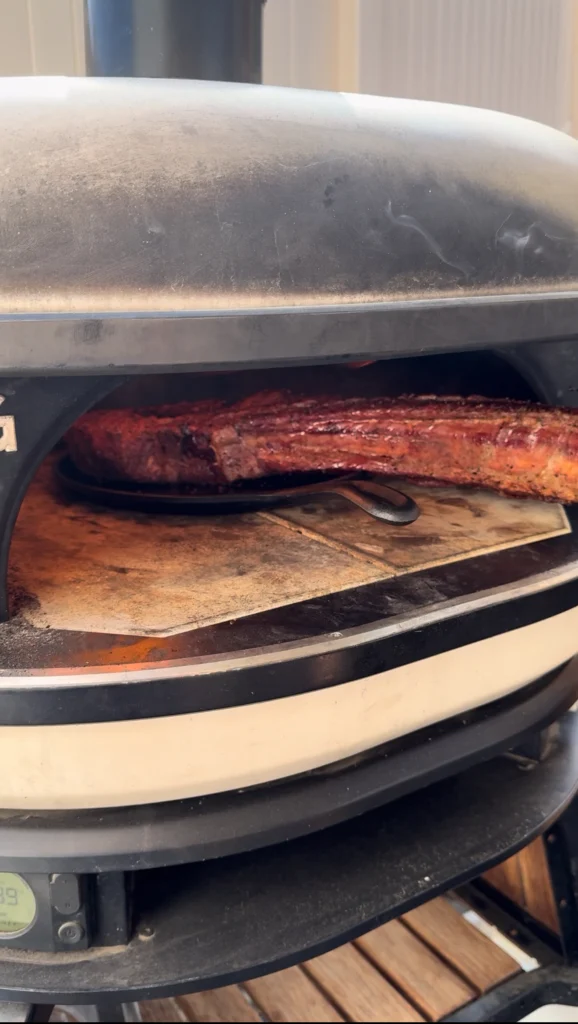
[0,74,578,1007]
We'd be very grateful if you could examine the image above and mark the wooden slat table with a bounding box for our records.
[138,896,521,1023]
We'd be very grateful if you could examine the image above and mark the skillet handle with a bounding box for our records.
[331,480,420,524]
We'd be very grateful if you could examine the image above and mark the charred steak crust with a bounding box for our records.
[65,391,578,503]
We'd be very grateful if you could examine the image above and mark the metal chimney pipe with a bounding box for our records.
[85,0,265,83]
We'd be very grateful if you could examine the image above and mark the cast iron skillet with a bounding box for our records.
[56,457,420,525]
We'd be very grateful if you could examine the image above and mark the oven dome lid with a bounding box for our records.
[0,77,577,372]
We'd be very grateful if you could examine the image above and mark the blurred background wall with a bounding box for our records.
[0,0,576,133]
[0,0,85,75]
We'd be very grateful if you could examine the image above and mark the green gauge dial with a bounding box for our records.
[0,873,37,937]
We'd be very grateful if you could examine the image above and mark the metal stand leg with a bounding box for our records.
[544,796,578,962]
[442,965,578,1022]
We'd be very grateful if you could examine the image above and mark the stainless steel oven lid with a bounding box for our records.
[0,78,577,372]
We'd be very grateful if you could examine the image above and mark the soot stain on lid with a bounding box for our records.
[75,319,104,346]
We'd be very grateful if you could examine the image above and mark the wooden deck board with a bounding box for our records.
[304,943,425,1022]
[402,896,520,992]
[517,837,560,934]
[484,857,526,908]
[140,999,186,1022]
[245,965,344,1022]
[138,895,522,1023]
[356,918,476,1019]
[177,986,262,1022]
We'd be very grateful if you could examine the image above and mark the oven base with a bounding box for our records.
[0,711,576,1004]
[1,657,577,873]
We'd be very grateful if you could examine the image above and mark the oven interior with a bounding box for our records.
[4,349,549,657]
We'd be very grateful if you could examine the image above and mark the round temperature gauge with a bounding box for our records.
[0,873,37,938]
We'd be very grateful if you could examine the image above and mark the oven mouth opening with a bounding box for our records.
[4,349,573,656]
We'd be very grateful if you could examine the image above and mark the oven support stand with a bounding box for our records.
[0,376,123,622]
[449,794,578,1021]
[11,797,578,1024]
[443,966,578,1023]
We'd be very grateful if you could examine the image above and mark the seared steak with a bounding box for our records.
[65,391,578,502]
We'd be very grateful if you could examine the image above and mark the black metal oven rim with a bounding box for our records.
[0,659,576,874]
[1,556,577,726]
[1,293,578,375]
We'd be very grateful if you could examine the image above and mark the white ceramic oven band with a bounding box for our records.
[2,606,577,810]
